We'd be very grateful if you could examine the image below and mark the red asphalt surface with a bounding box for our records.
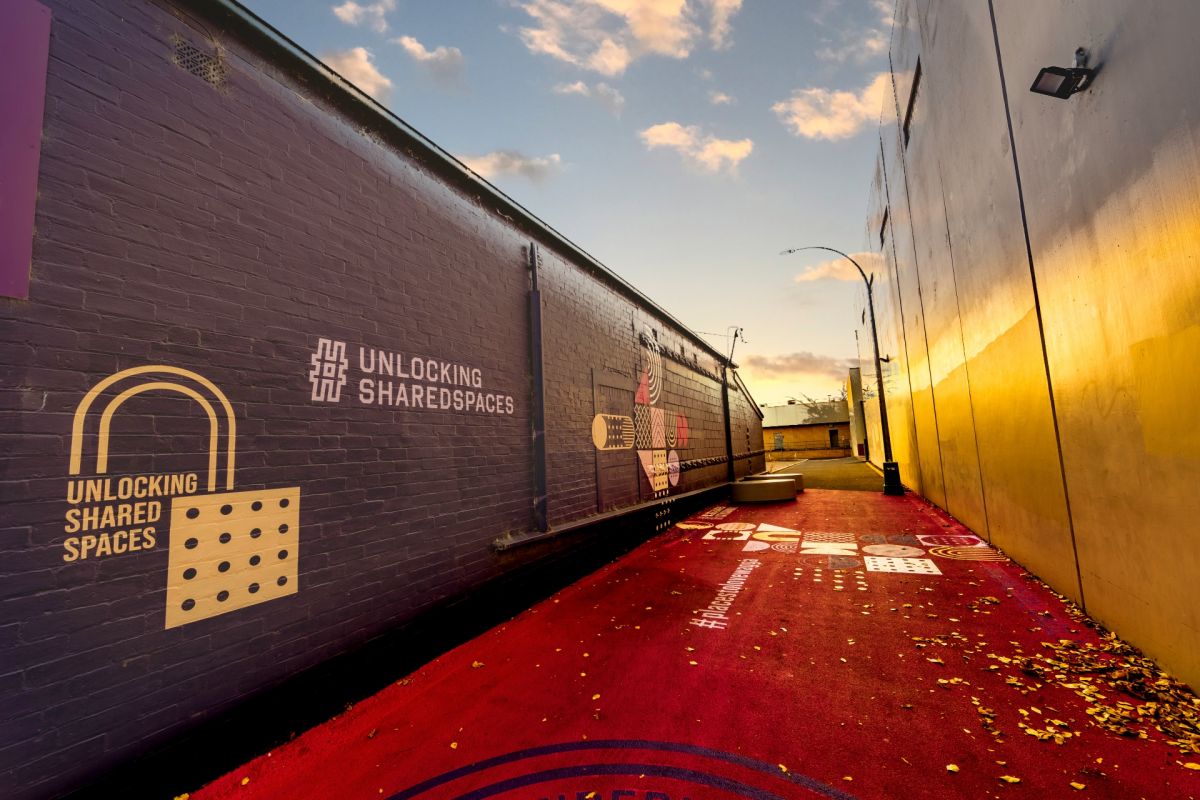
[193,490,1200,800]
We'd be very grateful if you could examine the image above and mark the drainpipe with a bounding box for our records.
[528,243,548,532]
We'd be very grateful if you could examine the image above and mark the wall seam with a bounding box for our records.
[986,0,1086,609]
[877,132,921,490]
[936,165,993,542]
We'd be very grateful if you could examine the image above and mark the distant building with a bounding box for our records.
[761,400,851,461]
[845,368,867,460]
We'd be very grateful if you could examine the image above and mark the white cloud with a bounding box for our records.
[321,47,393,98]
[792,251,877,282]
[705,0,743,49]
[873,0,894,27]
[332,0,396,34]
[553,80,591,95]
[708,89,734,105]
[460,150,564,182]
[393,35,466,87]
[771,72,890,141]
[639,121,752,174]
[816,29,888,63]
[513,0,741,76]
[743,351,858,381]
[553,80,625,115]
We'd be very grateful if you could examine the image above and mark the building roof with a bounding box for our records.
[761,400,849,428]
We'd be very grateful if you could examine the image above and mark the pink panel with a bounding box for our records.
[0,0,52,299]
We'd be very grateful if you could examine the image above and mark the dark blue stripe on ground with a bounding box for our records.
[387,739,858,800]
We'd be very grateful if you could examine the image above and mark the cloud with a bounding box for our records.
[814,0,891,63]
[771,72,890,141]
[816,29,888,63]
[393,35,466,87]
[708,90,735,105]
[873,0,895,27]
[321,47,393,98]
[792,251,878,282]
[460,150,563,182]
[639,121,752,173]
[332,0,396,33]
[743,352,858,381]
[553,80,626,115]
[513,0,739,76]
[705,0,743,49]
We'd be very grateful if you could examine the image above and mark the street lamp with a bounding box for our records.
[781,246,904,495]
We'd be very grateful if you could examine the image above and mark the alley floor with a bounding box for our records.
[188,488,1200,800]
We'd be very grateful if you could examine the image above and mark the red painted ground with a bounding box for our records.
[191,490,1199,800]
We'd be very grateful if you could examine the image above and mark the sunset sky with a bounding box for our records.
[240,0,894,405]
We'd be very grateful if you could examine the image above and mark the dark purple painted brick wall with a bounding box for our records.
[0,1,764,797]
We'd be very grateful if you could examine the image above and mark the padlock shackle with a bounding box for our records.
[70,365,237,491]
[98,382,221,492]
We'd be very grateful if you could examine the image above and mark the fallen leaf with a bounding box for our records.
[241,777,250,786]
[1181,762,1200,771]
[999,775,1021,784]
[471,661,485,668]
[946,764,959,773]
[778,764,788,773]
[450,742,458,749]
[592,693,601,700]
[1070,782,1086,790]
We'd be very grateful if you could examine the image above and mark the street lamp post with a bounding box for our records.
[781,246,904,495]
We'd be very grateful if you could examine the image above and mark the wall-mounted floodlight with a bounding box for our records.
[1030,47,1095,99]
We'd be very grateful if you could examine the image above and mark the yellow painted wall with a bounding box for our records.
[764,422,852,460]
[861,0,1200,688]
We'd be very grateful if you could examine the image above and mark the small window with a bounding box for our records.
[903,59,921,146]
[773,433,785,451]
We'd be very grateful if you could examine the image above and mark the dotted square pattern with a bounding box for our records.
[802,531,857,544]
[864,556,942,575]
[165,487,300,629]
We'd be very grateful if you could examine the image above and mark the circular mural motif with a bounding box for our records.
[927,546,1009,561]
[388,740,856,799]
[861,544,925,558]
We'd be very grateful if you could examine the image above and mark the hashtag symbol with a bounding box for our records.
[309,338,348,402]
[689,618,727,630]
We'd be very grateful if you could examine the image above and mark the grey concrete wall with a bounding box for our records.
[861,0,1200,689]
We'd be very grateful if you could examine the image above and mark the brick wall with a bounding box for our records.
[0,1,763,797]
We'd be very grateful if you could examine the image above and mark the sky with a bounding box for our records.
[239,0,895,406]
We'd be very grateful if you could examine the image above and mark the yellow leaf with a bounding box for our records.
[778,764,788,773]
[842,776,853,781]
[1181,762,1200,770]
[592,693,601,700]
[471,661,485,668]
[241,777,250,786]
[450,742,458,749]
[946,764,959,773]
[1070,782,1086,790]
[688,660,699,666]
[999,775,1021,784]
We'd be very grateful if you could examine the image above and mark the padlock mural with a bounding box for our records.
[68,365,300,629]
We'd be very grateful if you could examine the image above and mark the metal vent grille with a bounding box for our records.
[172,36,226,87]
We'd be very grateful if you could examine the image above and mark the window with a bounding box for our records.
[773,433,785,451]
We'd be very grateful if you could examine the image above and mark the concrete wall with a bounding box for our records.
[862,0,1200,689]
[0,1,763,796]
